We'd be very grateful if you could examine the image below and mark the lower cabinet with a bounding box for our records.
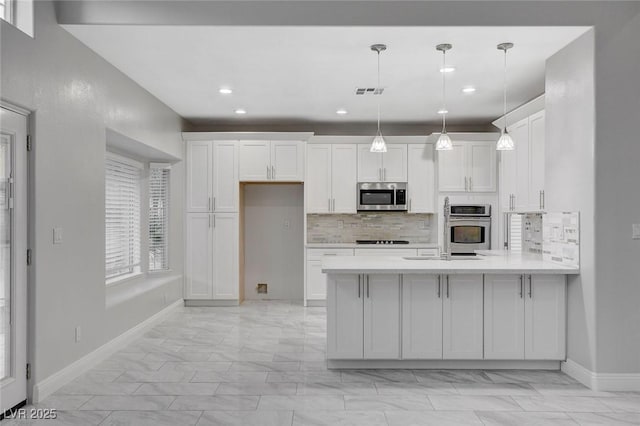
[442,274,484,359]
[305,249,354,301]
[327,274,400,359]
[484,274,566,360]
[402,274,443,359]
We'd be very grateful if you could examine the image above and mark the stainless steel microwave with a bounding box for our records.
[357,182,407,211]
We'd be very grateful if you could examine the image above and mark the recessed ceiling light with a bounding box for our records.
[462,86,477,94]
[440,67,456,73]
[219,88,233,94]
[336,109,348,115]
[234,109,247,115]
[437,109,448,114]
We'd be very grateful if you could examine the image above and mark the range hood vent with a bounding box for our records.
[355,87,384,95]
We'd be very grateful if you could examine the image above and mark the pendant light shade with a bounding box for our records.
[435,43,453,151]
[370,44,387,153]
[497,42,515,151]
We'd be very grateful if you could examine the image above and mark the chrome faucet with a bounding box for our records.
[442,196,451,260]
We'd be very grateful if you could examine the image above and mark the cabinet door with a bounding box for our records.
[212,213,238,299]
[468,141,496,192]
[407,144,435,213]
[438,142,467,192]
[306,259,326,300]
[364,275,401,359]
[357,144,382,182]
[239,140,270,181]
[509,119,530,210]
[442,274,484,359]
[353,248,417,257]
[186,141,213,212]
[327,274,363,359]
[484,274,525,360]
[500,148,517,211]
[402,274,442,359]
[528,111,545,211]
[382,144,407,182]
[271,141,304,181]
[306,144,332,213]
[331,144,357,213]
[525,275,566,360]
[185,213,213,299]
[213,141,238,212]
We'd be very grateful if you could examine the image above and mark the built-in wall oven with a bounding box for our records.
[449,204,491,255]
[357,182,407,211]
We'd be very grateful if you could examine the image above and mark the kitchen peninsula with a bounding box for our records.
[322,253,578,369]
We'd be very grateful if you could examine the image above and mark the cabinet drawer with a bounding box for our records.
[417,248,439,257]
[354,248,418,257]
[307,248,354,259]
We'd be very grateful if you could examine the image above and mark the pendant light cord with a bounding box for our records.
[442,49,447,133]
[377,50,381,135]
[503,48,508,132]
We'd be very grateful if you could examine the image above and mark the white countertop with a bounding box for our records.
[306,243,439,249]
[321,252,579,275]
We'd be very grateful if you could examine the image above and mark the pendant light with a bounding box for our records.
[370,44,388,153]
[435,44,453,151]
[496,42,515,151]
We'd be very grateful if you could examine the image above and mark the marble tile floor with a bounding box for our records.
[5,301,640,425]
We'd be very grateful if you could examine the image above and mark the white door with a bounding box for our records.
[212,213,238,300]
[407,144,435,213]
[305,144,331,213]
[185,213,213,299]
[402,274,442,359]
[239,140,270,181]
[438,142,467,192]
[525,275,566,360]
[442,274,484,359]
[186,141,212,212]
[357,144,382,182]
[271,141,304,181]
[528,111,545,211]
[484,274,525,360]
[327,274,363,359]
[0,107,28,412]
[363,275,401,359]
[382,144,407,182]
[213,141,238,212]
[331,144,357,213]
[468,142,496,192]
[509,119,530,210]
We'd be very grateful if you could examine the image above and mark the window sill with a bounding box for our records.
[106,272,182,309]
[106,271,144,288]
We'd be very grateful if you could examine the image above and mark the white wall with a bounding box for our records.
[545,30,596,371]
[243,184,304,300]
[0,0,185,390]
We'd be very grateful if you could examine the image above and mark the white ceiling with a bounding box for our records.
[63,25,588,125]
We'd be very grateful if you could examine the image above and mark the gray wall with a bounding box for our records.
[1,0,185,389]
[243,184,304,300]
[546,31,596,371]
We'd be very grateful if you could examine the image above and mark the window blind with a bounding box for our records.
[105,154,142,281]
[149,164,170,271]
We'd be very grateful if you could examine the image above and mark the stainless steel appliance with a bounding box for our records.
[356,240,410,245]
[357,182,407,212]
[448,204,491,255]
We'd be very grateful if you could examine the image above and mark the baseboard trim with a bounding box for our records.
[328,360,560,370]
[32,299,183,403]
[184,299,239,307]
[562,359,640,391]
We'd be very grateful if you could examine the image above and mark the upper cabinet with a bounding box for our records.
[407,143,436,213]
[500,110,545,212]
[186,140,238,213]
[438,141,497,192]
[239,140,304,182]
[357,144,407,182]
[306,144,357,214]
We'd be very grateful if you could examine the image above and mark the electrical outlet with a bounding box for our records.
[283,220,290,230]
[75,326,81,343]
[53,227,63,244]
[337,220,344,229]
[633,224,640,240]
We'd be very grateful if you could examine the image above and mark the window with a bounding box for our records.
[148,164,170,271]
[105,153,142,283]
[0,0,13,24]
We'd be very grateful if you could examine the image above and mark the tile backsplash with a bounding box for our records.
[307,213,435,243]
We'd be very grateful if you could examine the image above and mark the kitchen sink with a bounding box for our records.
[402,256,484,261]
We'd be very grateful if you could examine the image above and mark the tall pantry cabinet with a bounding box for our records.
[185,140,239,302]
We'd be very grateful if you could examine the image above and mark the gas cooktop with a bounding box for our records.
[355,240,410,245]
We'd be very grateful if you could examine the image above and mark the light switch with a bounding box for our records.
[53,227,63,244]
[633,224,640,240]
[283,220,290,230]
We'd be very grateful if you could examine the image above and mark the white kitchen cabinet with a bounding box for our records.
[442,274,484,359]
[525,274,566,360]
[239,140,304,181]
[528,111,546,211]
[402,274,443,359]
[327,274,364,359]
[306,144,357,213]
[484,274,525,359]
[185,213,213,299]
[357,144,407,182]
[354,248,417,257]
[407,144,435,213]
[213,141,239,212]
[186,141,213,213]
[211,213,239,299]
[363,275,401,359]
[438,141,496,192]
[306,248,354,301]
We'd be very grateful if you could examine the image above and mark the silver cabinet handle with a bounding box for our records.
[209,214,212,228]
[464,177,468,191]
[366,275,370,298]
[519,275,524,298]
[208,197,212,211]
[213,214,216,228]
[328,198,331,212]
[469,177,473,191]
[213,197,216,211]
[332,198,335,211]
[409,198,412,212]
[272,165,276,180]
[446,275,450,298]
[358,275,361,298]
[541,190,545,210]
[383,168,387,181]
[267,165,270,180]
[528,275,532,298]
[379,168,382,181]
[437,275,441,298]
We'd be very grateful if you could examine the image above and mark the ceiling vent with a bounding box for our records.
[355,87,384,95]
